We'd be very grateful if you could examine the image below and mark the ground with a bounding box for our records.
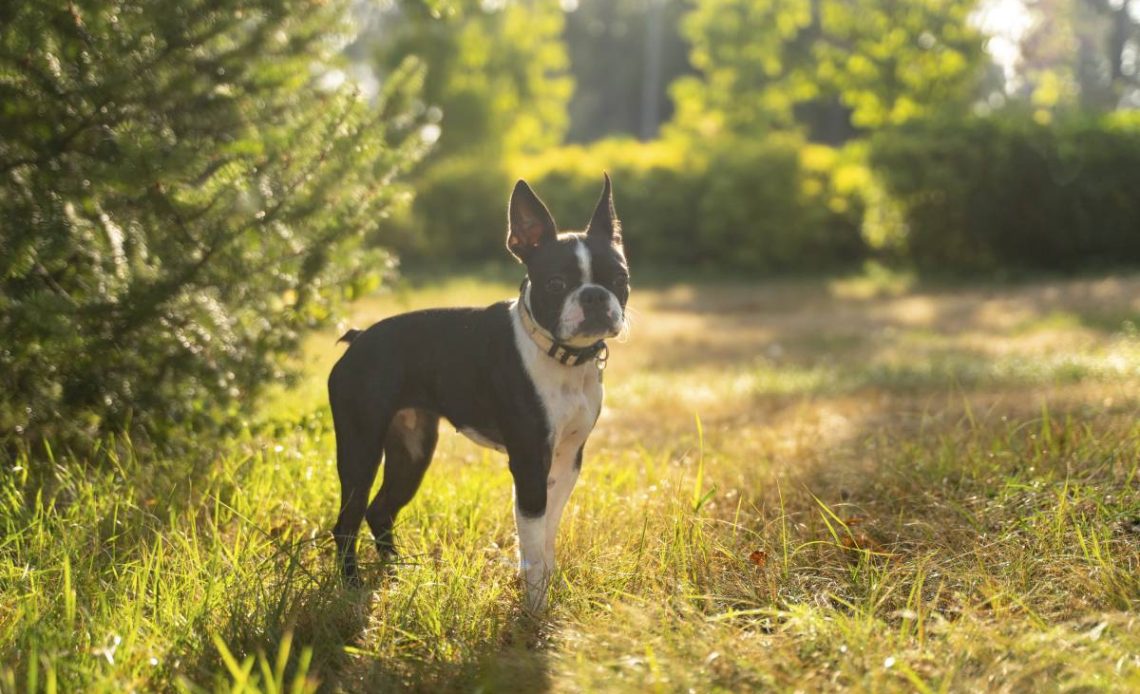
[3,272,1139,692]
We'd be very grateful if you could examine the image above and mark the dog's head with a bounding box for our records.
[507,174,629,347]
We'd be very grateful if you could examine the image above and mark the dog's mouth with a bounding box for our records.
[560,312,624,343]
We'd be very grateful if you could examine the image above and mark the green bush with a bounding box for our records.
[515,139,701,266]
[401,136,866,272]
[514,136,867,272]
[393,156,514,262]
[0,0,426,453]
[870,114,1140,271]
[695,137,866,272]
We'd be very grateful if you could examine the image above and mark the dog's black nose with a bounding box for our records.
[580,286,609,307]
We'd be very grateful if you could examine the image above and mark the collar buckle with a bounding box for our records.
[594,343,609,370]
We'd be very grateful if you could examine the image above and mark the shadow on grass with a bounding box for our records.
[751,391,1140,615]
[178,536,553,693]
[345,607,554,693]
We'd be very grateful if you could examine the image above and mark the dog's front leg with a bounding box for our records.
[544,445,582,570]
[509,451,551,612]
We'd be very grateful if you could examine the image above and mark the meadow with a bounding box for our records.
[3,271,1140,692]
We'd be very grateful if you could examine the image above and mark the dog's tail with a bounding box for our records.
[337,328,362,345]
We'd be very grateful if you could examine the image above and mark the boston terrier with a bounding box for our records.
[327,174,629,611]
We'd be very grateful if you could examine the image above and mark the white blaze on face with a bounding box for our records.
[575,239,592,284]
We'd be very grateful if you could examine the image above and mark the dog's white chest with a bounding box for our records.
[538,362,601,454]
[510,303,603,465]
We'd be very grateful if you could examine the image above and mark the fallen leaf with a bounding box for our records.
[840,533,886,553]
[748,550,768,568]
[843,516,868,526]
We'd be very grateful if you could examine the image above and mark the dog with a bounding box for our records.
[328,174,629,611]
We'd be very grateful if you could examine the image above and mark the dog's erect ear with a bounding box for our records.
[586,172,621,245]
[507,180,557,262]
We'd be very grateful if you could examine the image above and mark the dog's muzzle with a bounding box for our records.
[560,285,623,341]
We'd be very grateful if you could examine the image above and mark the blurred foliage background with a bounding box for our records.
[2,0,1140,453]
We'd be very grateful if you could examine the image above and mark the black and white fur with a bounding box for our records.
[327,174,629,610]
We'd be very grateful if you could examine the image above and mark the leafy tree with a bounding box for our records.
[1016,0,1140,116]
[368,0,572,158]
[1098,0,1140,105]
[670,0,986,139]
[352,0,571,261]
[1016,0,1086,116]
[816,0,984,128]
[0,0,428,452]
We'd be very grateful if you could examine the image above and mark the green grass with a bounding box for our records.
[3,273,1140,692]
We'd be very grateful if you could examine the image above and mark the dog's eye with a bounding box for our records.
[611,275,629,290]
[546,277,567,293]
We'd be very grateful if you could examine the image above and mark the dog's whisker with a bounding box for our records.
[614,305,640,343]
[616,315,633,342]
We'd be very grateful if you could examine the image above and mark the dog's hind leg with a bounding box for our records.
[330,413,387,584]
[366,408,440,561]
[329,355,399,584]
